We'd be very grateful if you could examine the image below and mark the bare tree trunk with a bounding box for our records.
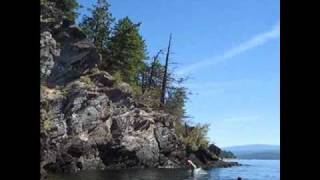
[160,33,172,107]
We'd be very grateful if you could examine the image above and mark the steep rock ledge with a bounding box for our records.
[40,3,239,180]
[40,16,187,179]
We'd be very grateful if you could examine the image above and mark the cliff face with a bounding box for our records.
[40,3,187,179]
[40,69,186,171]
[40,2,238,180]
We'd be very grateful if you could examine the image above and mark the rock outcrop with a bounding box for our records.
[40,2,239,180]
[40,71,188,178]
[40,3,185,179]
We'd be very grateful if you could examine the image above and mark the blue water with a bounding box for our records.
[48,160,279,180]
[209,159,280,180]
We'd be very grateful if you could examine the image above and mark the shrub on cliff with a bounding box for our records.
[179,123,210,153]
[136,88,162,108]
[113,71,123,85]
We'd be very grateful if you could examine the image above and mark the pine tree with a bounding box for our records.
[108,17,147,84]
[150,60,165,88]
[42,0,79,22]
[79,0,114,55]
[165,87,187,120]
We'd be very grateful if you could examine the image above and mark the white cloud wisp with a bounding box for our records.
[177,22,280,75]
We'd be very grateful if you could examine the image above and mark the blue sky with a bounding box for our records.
[77,0,280,147]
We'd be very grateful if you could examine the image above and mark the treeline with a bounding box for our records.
[40,0,80,21]
[220,150,237,159]
[42,0,213,154]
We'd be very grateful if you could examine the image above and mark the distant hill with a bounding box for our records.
[223,144,280,160]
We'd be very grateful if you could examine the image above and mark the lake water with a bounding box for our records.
[48,160,279,180]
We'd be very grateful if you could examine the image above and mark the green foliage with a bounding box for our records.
[131,84,143,100]
[89,67,101,75]
[80,75,95,88]
[40,0,48,6]
[137,61,148,92]
[140,54,210,154]
[108,17,147,84]
[43,119,54,131]
[79,2,146,87]
[113,71,123,85]
[136,88,162,108]
[46,0,80,21]
[147,59,165,88]
[165,87,187,121]
[179,123,210,153]
[80,76,92,84]
[79,0,114,55]
[112,71,144,99]
[133,58,164,107]
[220,150,237,159]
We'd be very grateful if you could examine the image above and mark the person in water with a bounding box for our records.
[187,160,197,175]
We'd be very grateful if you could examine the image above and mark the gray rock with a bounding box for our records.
[40,31,60,84]
[40,3,235,178]
[89,72,115,87]
[208,143,222,156]
[48,34,101,86]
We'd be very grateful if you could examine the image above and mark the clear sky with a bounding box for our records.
[77,0,280,148]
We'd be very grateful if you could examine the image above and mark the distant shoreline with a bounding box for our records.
[224,158,279,161]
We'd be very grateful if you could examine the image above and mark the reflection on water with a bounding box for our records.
[49,168,207,180]
[48,160,279,180]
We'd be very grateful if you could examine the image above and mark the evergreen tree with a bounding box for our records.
[79,0,114,55]
[139,62,149,93]
[165,87,188,121]
[108,17,147,84]
[42,0,80,21]
[149,60,165,88]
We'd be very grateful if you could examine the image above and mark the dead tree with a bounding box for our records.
[160,33,172,107]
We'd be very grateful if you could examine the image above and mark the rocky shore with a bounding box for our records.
[40,2,239,180]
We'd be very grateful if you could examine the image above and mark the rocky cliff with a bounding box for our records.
[40,2,238,180]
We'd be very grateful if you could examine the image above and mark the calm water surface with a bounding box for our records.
[48,160,279,180]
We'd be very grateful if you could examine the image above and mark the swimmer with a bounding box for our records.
[187,160,197,175]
